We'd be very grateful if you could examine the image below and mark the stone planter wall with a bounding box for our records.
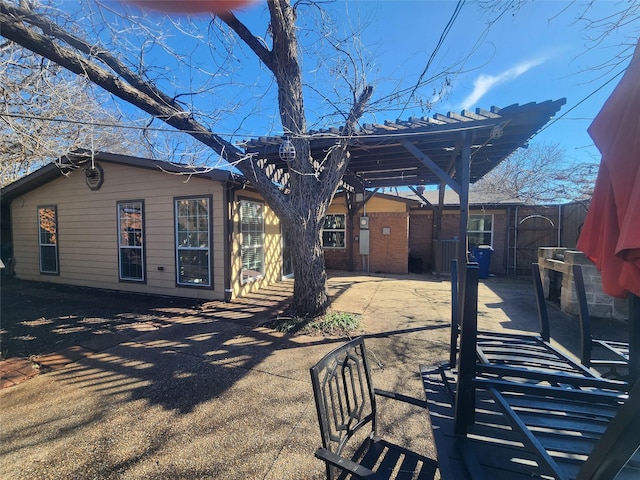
[537,247,628,321]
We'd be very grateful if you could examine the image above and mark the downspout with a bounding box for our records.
[224,181,242,302]
[362,202,368,273]
[346,192,356,272]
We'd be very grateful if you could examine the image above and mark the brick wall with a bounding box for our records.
[324,247,350,271]
[538,248,628,321]
[351,212,409,274]
[324,213,410,274]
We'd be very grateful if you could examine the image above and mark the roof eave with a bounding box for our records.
[1,150,244,203]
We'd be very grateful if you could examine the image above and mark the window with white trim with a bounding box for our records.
[468,214,493,248]
[175,197,211,286]
[322,214,346,248]
[240,199,264,283]
[38,206,58,274]
[118,201,144,281]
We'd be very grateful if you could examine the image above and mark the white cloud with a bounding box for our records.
[459,57,547,110]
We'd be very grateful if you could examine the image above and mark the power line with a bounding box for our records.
[0,110,497,142]
[0,111,248,138]
[398,0,465,117]
[537,66,626,135]
[3,62,628,145]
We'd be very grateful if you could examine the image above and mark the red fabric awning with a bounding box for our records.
[577,39,640,298]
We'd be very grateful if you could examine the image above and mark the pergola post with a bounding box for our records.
[456,132,471,316]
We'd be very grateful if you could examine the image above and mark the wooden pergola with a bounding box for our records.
[245,98,566,282]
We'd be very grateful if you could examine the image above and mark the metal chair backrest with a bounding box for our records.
[572,264,593,366]
[577,376,640,479]
[310,337,377,478]
[531,263,551,342]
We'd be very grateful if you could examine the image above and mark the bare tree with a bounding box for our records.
[0,42,156,185]
[0,0,378,317]
[471,143,598,204]
[478,0,640,75]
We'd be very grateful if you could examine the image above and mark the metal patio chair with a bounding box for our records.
[573,264,629,377]
[310,337,437,480]
[451,260,594,379]
[423,263,635,480]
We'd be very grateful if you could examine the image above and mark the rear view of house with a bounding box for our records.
[1,151,283,301]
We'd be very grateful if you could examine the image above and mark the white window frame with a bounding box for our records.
[38,205,58,274]
[322,213,346,249]
[175,197,211,287]
[117,201,145,282]
[467,214,494,248]
[240,199,265,284]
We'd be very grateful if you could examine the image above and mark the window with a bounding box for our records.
[175,197,211,286]
[38,206,58,274]
[240,199,264,283]
[322,214,346,248]
[118,201,144,281]
[468,214,493,248]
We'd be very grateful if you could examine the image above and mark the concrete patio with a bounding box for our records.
[0,272,627,479]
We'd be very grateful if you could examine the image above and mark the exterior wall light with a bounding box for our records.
[490,125,503,139]
[279,138,296,162]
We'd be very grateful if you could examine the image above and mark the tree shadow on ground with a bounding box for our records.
[0,273,451,479]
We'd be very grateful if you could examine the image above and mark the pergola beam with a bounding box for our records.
[399,138,461,194]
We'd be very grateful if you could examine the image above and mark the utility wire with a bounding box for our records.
[0,110,496,142]
[2,64,628,143]
[398,0,465,117]
[0,112,249,137]
[536,67,626,135]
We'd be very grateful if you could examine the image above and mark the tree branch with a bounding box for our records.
[267,0,306,136]
[220,11,276,72]
[318,84,373,199]
[1,2,178,111]
[0,3,244,165]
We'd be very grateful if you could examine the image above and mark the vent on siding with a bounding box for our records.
[85,163,104,191]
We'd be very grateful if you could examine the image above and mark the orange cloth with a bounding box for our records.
[577,39,640,298]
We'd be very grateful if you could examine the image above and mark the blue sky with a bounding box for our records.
[103,1,638,167]
[300,0,638,166]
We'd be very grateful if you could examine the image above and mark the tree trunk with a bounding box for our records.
[284,215,329,317]
[0,0,374,319]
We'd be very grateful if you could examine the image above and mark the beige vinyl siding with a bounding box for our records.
[328,195,408,214]
[11,161,226,300]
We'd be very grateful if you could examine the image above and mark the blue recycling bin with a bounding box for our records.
[471,245,493,279]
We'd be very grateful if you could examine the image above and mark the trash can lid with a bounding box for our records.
[478,245,493,250]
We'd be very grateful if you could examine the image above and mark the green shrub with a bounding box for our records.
[269,311,361,336]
